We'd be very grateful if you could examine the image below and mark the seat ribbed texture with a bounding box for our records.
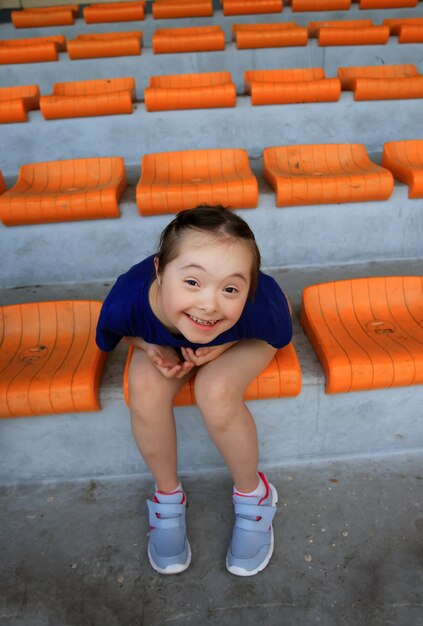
[40,78,135,119]
[68,32,142,59]
[384,18,423,44]
[315,21,389,46]
[12,5,79,28]
[153,0,213,18]
[0,301,107,418]
[136,148,258,216]
[152,26,225,53]
[83,1,145,23]
[338,64,423,101]
[0,36,66,64]
[232,23,308,48]
[222,0,283,15]
[145,72,236,111]
[359,0,417,7]
[0,85,40,123]
[245,68,340,104]
[292,0,351,11]
[301,277,423,393]
[382,140,423,199]
[308,19,372,36]
[263,144,394,207]
[123,343,302,406]
[0,157,127,226]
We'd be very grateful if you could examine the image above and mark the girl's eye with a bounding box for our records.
[224,287,239,294]
[185,279,198,287]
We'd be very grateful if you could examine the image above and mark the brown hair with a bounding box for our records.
[156,205,261,299]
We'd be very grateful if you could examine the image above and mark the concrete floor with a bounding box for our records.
[1,453,422,626]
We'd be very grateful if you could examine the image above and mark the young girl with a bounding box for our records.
[96,205,292,577]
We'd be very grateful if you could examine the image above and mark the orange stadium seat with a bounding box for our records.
[123,343,302,406]
[0,171,5,194]
[153,0,213,18]
[136,148,258,216]
[263,144,394,206]
[360,0,417,8]
[312,20,389,45]
[0,85,40,123]
[12,5,79,28]
[0,157,127,226]
[244,68,341,105]
[83,1,145,23]
[152,26,225,53]
[382,140,423,199]
[0,36,66,64]
[40,77,135,119]
[222,0,283,15]
[232,23,308,48]
[301,277,423,393]
[68,31,142,59]
[338,64,423,100]
[292,0,351,11]
[383,19,423,43]
[308,18,371,36]
[0,301,107,418]
[144,72,236,111]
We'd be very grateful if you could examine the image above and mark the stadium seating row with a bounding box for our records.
[0,141,421,225]
[2,65,423,123]
[2,18,423,64]
[1,273,422,418]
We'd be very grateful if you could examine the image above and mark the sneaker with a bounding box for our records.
[226,472,278,576]
[147,489,191,575]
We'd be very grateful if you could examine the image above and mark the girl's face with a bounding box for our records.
[150,230,253,344]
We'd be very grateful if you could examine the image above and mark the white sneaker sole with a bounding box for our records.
[148,541,192,575]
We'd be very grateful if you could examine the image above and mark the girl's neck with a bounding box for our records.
[148,278,181,336]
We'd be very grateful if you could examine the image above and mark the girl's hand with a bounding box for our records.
[181,342,237,367]
[145,343,194,379]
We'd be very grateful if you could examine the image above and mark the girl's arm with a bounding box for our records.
[122,337,194,379]
[181,342,237,367]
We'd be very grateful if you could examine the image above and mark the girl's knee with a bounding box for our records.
[194,369,243,422]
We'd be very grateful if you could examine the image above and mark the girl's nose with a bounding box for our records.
[199,291,217,313]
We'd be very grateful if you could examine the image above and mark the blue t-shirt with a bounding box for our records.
[96,255,292,351]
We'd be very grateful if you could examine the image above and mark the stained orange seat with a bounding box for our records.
[263,144,394,207]
[382,140,423,199]
[301,277,423,394]
[83,1,145,23]
[222,0,283,14]
[0,301,107,418]
[123,343,301,406]
[308,19,372,37]
[136,148,258,216]
[338,64,423,101]
[40,78,135,120]
[245,68,340,105]
[313,21,389,45]
[0,85,40,123]
[12,5,79,28]
[359,0,417,8]
[153,26,225,53]
[153,0,213,18]
[232,23,308,49]
[396,25,423,43]
[383,17,423,35]
[292,0,350,11]
[145,72,236,112]
[0,171,5,194]
[68,31,142,59]
[0,157,127,226]
[0,36,66,64]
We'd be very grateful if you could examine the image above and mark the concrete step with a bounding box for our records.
[1,452,422,625]
[1,162,422,287]
[1,258,422,484]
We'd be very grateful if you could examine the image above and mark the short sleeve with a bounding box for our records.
[96,301,133,352]
[252,274,293,349]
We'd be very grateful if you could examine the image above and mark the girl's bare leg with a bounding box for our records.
[128,348,194,492]
[194,340,277,494]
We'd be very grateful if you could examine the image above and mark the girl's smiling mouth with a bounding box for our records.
[186,313,221,328]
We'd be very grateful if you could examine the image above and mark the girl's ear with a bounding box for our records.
[154,257,161,286]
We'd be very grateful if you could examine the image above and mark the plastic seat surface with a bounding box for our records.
[263,143,394,207]
[337,64,419,89]
[301,277,423,393]
[0,301,107,418]
[233,22,308,48]
[123,343,302,406]
[0,85,40,123]
[145,71,236,111]
[223,0,283,15]
[0,157,127,226]
[308,19,372,36]
[318,24,389,45]
[136,148,258,215]
[153,26,225,53]
[68,31,142,59]
[397,25,423,43]
[12,5,79,28]
[245,68,340,104]
[359,0,417,7]
[383,17,423,35]
[382,140,423,198]
[83,1,145,23]
[40,77,135,119]
[0,36,66,64]
[153,0,213,18]
[292,0,351,11]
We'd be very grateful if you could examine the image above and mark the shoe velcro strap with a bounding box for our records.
[147,500,185,529]
[234,503,276,532]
